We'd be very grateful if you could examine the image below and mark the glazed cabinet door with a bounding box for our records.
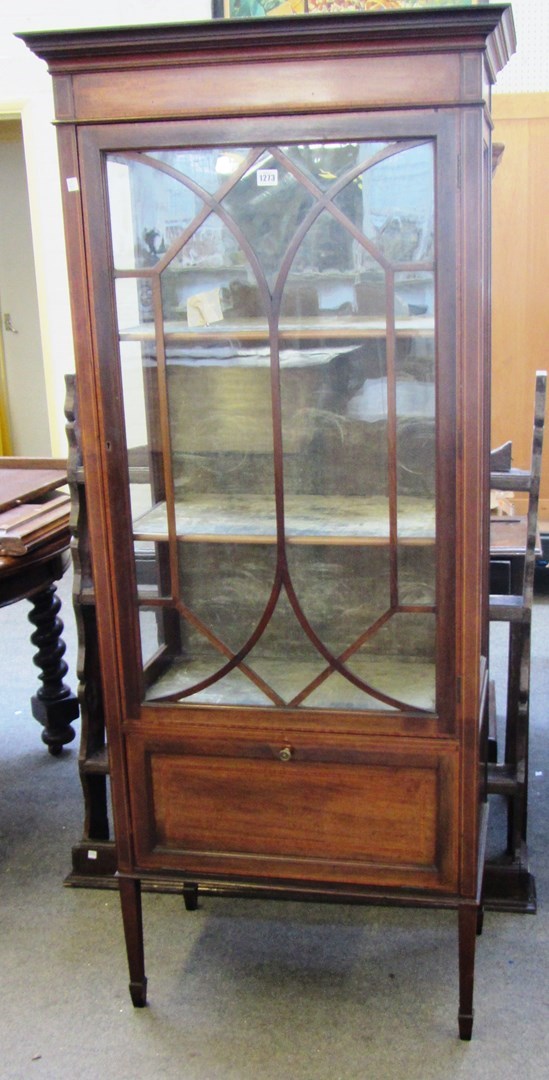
[78,111,458,738]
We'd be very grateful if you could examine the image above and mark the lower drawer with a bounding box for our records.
[125,730,459,893]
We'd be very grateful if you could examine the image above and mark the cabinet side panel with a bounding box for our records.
[56,125,135,868]
[457,106,489,896]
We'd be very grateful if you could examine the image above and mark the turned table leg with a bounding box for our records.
[28,583,79,755]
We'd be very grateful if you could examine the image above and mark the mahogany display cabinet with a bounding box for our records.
[21,4,515,1038]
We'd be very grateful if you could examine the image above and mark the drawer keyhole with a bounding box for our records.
[278,746,293,762]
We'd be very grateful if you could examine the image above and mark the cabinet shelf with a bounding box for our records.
[132,494,435,546]
[120,315,434,345]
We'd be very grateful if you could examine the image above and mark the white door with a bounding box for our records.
[0,120,50,455]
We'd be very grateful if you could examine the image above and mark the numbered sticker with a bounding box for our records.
[257,169,278,187]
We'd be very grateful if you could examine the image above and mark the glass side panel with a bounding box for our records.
[117,319,165,523]
[105,138,438,713]
[394,270,436,607]
[134,541,171,602]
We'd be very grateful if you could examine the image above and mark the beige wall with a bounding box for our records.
[0,30,72,455]
[0,1,547,462]
[491,94,549,516]
[0,1,212,456]
[0,120,51,454]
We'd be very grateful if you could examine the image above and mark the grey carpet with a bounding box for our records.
[1,571,548,1079]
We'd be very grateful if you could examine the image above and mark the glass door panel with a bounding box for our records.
[105,137,437,712]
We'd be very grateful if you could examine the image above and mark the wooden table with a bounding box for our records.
[490,515,541,557]
[0,460,78,754]
[0,466,68,512]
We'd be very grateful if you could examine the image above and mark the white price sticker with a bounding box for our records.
[257,169,278,187]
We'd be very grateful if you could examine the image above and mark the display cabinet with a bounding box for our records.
[21,4,515,1038]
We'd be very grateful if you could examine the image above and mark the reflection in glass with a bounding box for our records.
[165,336,275,497]
[146,654,276,707]
[160,219,269,328]
[346,613,436,711]
[225,589,324,706]
[286,545,391,663]
[150,147,249,196]
[177,542,277,658]
[119,340,164,521]
[305,670,399,712]
[107,155,201,271]
[283,141,389,191]
[394,269,436,606]
[222,150,315,290]
[353,141,434,263]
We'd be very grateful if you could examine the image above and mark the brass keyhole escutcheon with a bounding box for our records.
[278,746,293,762]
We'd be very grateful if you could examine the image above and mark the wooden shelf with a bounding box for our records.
[132,494,436,546]
[119,315,434,345]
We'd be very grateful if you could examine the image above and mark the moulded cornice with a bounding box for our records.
[17,5,516,84]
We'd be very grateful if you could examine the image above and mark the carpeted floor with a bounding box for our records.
[0,569,548,1079]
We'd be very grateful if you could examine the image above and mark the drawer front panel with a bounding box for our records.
[127,734,458,892]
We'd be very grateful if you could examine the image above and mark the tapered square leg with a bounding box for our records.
[119,877,147,1007]
[458,904,478,1040]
